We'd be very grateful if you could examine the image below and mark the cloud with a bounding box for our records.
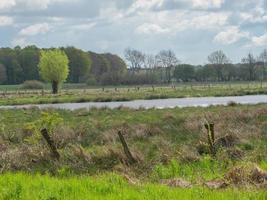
[19,23,51,36]
[191,0,225,9]
[19,0,77,10]
[136,23,169,34]
[0,16,13,26]
[189,12,228,29]
[251,32,267,46]
[0,0,16,10]
[214,26,249,44]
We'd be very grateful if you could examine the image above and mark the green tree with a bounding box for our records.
[0,63,7,84]
[173,64,195,82]
[39,49,69,94]
[18,45,40,81]
[63,47,91,83]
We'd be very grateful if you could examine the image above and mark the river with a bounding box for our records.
[0,95,266,110]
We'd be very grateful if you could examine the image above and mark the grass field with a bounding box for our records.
[0,104,267,199]
[0,82,266,105]
[1,173,267,200]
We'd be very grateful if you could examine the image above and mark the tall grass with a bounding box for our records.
[0,173,266,200]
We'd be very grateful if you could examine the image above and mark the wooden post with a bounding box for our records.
[117,131,136,165]
[41,129,60,160]
[204,123,216,157]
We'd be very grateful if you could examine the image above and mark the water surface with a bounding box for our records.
[0,95,266,110]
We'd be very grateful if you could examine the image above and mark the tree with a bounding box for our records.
[17,45,40,81]
[259,49,267,80]
[173,64,195,82]
[195,65,216,82]
[156,50,179,83]
[124,48,145,73]
[0,64,7,84]
[242,53,256,81]
[63,47,91,83]
[208,50,230,81]
[39,50,69,94]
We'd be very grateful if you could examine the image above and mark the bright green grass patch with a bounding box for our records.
[0,173,266,200]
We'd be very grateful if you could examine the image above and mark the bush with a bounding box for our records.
[20,80,44,90]
[86,76,97,86]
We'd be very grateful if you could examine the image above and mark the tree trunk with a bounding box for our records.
[52,81,58,94]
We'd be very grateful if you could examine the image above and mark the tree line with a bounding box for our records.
[0,46,266,86]
[124,49,267,84]
[0,46,127,85]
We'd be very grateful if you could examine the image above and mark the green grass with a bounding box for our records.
[0,104,267,198]
[0,82,266,105]
[0,173,266,200]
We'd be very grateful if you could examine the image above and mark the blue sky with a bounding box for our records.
[0,0,267,64]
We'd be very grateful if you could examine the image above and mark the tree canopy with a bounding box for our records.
[39,49,69,94]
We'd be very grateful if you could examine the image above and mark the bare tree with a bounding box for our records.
[124,48,145,73]
[156,50,179,83]
[144,54,157,70]
[144,54,157,83]
[259,49,267,80]
[208,50,230,81]
[242,53,256,81]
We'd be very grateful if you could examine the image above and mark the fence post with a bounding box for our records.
[117,130,136,165]
[41,129,60,160]
[204,123,216,157]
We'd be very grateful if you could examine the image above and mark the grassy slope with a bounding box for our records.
[0,83,266,105]
[1,173,267,200]
[0,104,267,199]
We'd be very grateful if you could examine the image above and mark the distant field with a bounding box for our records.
[0,82,266,106]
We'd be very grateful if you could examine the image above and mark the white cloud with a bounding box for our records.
[189,12,228,29]
[214,26,249,45]
[19,23,51,36]
[192,0,224,9]
[240,12,267,23]
[136,23,169,34]
[251,32,267,46]
[128,0,164,13]
[71,22,96,31]
[11,37,27,47]
[0,16,13,26]
[0,0,16,9]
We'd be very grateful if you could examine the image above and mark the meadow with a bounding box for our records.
[0,104,267,199]
[0,82,266,106]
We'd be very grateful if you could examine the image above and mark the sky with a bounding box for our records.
[0,0,267,64]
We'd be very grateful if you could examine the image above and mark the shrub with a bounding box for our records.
[20,80,44,90]
[86,76,97,86]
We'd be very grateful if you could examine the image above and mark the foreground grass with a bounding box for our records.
[0,173,266,200]
[0,104,266,177]
[0,82,266,105]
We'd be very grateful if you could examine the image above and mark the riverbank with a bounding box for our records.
[0,83,266,106]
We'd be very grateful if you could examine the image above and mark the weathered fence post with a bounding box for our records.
[204,123,216,157]
[117,130,136,165]
[41,129,60,160]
